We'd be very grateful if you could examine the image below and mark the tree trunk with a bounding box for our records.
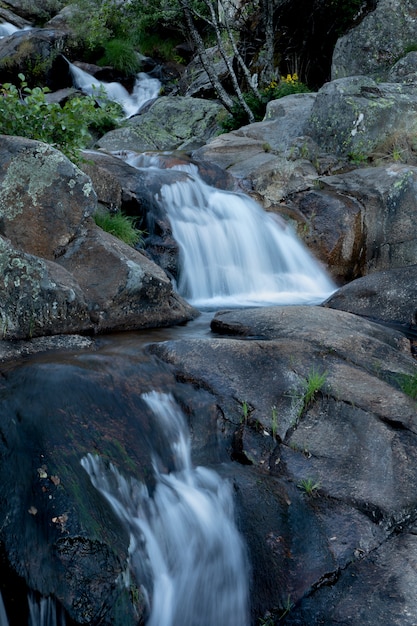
[203,0,256,123]
[178,0,235,113]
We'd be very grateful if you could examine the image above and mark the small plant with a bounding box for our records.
[279,594,294,620]
[398,372,417,400]
[297,477,321,497]
[94,211,145,247]
[348,150,369,165]
[241,400,250,424]
[299,367,327,414]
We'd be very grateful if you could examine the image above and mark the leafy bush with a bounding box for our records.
[94,211,145,247]
[221,73,310,132]
[0,74,121,162]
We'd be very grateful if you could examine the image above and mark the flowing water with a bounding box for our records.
[124,152,336,308]
[81,391,249,626]
[0,22,28,37]
[69,64,161,117]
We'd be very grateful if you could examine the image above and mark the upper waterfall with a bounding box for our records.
[69,64,161,118]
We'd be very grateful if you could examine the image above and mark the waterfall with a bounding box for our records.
[27,593,66,626]
[0,22,19,37]
[124,153,336,308]
[81,391,249,626]
[0,591,65,626]
[0,592,9,626]
[69,64,161,117]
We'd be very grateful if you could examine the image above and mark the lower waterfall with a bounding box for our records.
[81,391,249,626]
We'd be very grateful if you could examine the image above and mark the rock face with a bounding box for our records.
[332,0,417,81]
[0,27,71,88]
[0,136,196,339]
[1,303,417,625]
[306,76,417,159]
[147,305,417,624]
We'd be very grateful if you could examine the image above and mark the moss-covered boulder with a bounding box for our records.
[96,96,226,153]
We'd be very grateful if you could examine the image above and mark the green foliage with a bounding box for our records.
[98,39,141,75]
[69,0,204,65]
[222,74,310,132]
[241,400,250,424]
[300,367,327,413]
[0,75,121,162]
[398,372,417,400]
[94,211,145,247]
[297,477,321,496]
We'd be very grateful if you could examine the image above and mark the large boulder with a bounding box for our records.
[287,163,417,282]
[323,265,417,330]
[306,76,417,160]
[0,235,93,339]
[148,304,417,622]
[0,28,71,88]
[96,96,226,153]
[57,224,196,333]
[0,136,196,338]
[0,136,96,260]
[332,0,417,81]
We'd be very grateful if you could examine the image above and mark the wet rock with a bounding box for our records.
[149,304,417,621]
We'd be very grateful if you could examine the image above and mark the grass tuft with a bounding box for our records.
[94,211,145,247]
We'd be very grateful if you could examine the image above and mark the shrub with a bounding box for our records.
[94,211,145,247]
[0,74,121,162]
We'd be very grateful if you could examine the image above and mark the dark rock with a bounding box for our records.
[323,265,417,329]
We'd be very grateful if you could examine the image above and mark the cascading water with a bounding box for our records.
[27,594,66,626]
[124,153,336,308]
[0,22,21,37]
[0,592,9,626]
[0,591,65,626]
[81,391,249,626]
[69,64,161,118]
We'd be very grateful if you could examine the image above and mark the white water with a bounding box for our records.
[0,592,9,626]
[0,591,65,626]
[28,593,66,626]
[69,64,161,117]
[124,153,336,308]
[0,22,20,37]
[81,391,249,626]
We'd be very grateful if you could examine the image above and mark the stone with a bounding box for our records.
[323,265,417,329]
[0,235,93,339]
[96,96,226,153]
[331,0,417,81]
[0,136,97,260]
[57,223,197,333]
[306,76,417,159]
